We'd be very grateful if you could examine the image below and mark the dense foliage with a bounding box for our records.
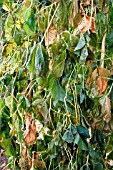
[0,0,113,169]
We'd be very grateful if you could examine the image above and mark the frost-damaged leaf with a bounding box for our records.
[100,96,111,123]
[24,112,36,146]
[45,25,57,46]
[78,14,96,34]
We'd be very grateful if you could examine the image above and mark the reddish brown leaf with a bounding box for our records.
[24,112,36,146]
[45,25,57,46]
[91,67,110,94]
[96,77,108,94]
[78,14,96,34]
[22,147,27,158]
[86,75,91,87]
[98,67,110,77]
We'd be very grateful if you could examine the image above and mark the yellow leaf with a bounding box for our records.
[6,43,13,55]
[20,16,24,24]
[2,4,10,11]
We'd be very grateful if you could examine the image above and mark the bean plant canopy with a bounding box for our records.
[0,0,113,169]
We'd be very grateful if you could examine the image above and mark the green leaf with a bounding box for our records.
[88,146,101,160]
[5,96,13,109]
[77,125,90,138]
[79,138,88,151]
[27,45,36,73]
[80,91,85,104]
[51,79,66,102]
[22,9,35,32]
[106,30,113,49]
[0,98,5,111]
[74,36,85,51]
[74,133,81,145]
[92,161,103,170]
[80,47,88,63]
[32,98,44,106]
[23,24,34,36]
[26,11,35,32]
[62,130,74,143]
[1,138,16,157]
[35,44,48,76]
[35,44,44,75]
[17,94,30,111]
[53,50,66,78]
[14,33,22,46]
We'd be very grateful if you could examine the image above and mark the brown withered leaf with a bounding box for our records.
[101,96,111,123]
[24,112,36,146]
[19,157,28,170]
[97,67,110,94]
[78,14,96,34]
[98,67,110,77]
[82,0,91,5]
[34,160,45,169]
[45,25,57,46]
[89,67,110,94]
[96,77,108,94]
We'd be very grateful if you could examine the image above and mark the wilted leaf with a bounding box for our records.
[91,67,110,94]
[78,14,96,34]
[24,112,36,146]
[45,25,57,46]
[98,67,110,77]
[96,77,108,94]
[100,96,111,123]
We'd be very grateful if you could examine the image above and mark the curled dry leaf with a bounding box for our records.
[97,67,110,94]
[81,0,91,5]
[96,77,108,94]
[24,112,36,146]
[78,14,96,34]
[19,157,28,170]
[87,67,110,94]
[45,25,57,46]
[49,59,54,71]
[101,96,111,123]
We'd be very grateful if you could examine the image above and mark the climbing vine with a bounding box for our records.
[0,0,113,169]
